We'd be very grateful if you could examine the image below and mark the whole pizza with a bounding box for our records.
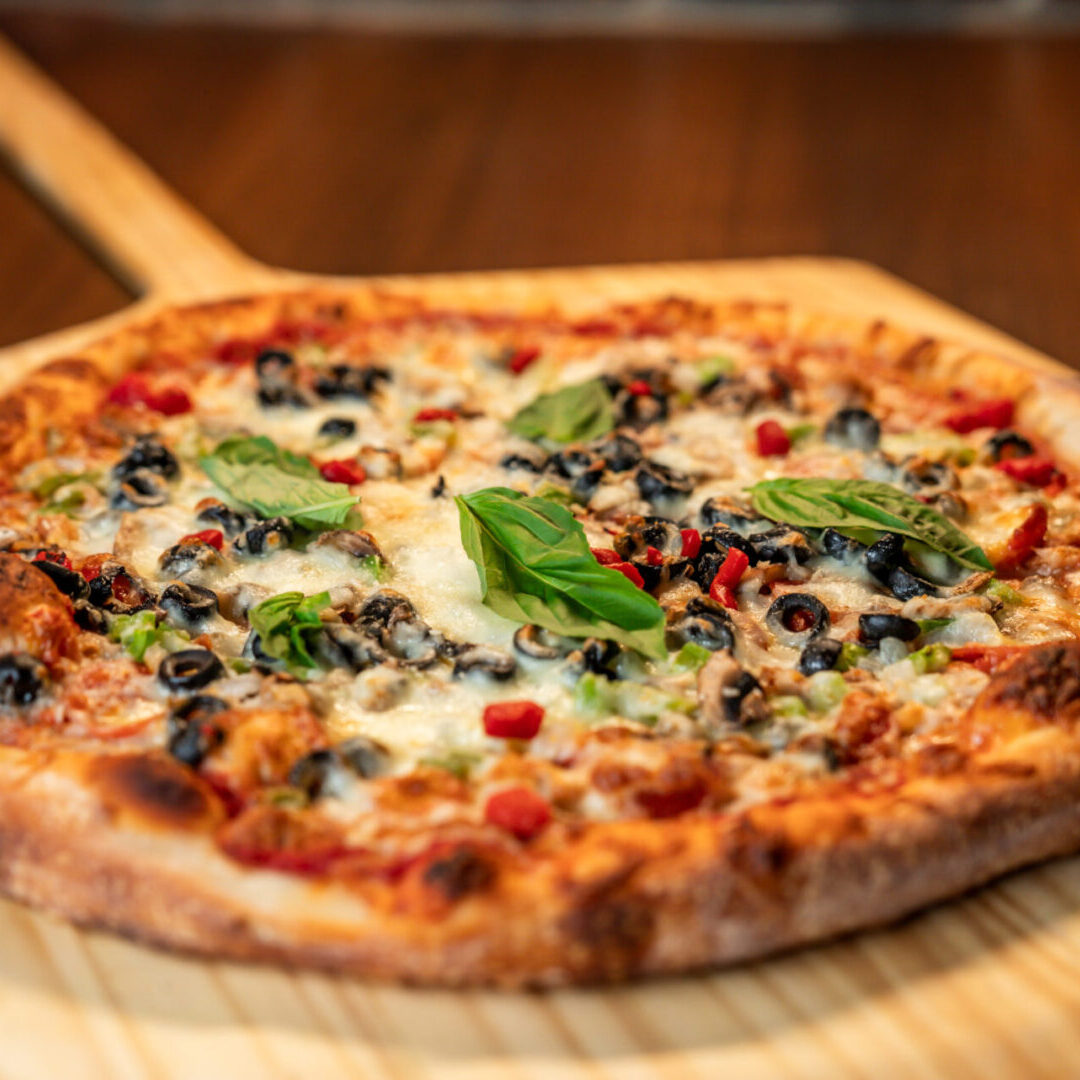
[2,288,1079,986]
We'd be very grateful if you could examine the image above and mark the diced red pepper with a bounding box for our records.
[709,547,750,609]
[680,528,702,560]
[996,503,1048,576]
[484,787,551,840]
[611,561,645,589]
[212,337,260,366]
[944,398,1014,434]
[508,346,541,374]
[179,529,224,551]
[995,456,1061,488]
[482,700,545,740]
[645,546,664,566]
[626,379,653,397]
[110,573,140,607]
[413,407,457,423]
[755,419,791,457]
[319,459,367,486]
[949,643,1029,674]
[636,778,707,819]
[591,547,622,566]
[106,374,192,415]
[33,550,73,569]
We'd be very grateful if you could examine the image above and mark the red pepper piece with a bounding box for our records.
[645,546,664,566]
[110,573,141,607]
[106,374,192,415]
[212,337,260,366]
[590,547,622,566]
[626,379,653,397]
[482,700,545,739]
[995,456,1061,488]
[680,528,701,559]
[635,778,707,819]
[319,459,367,486]
[485,787,551,840]
[508,346,541,374]
[709,547,750,608]
[996,503,1048,576]
[148,386,194,416]
[755,419,791,457]
[611,561,645,589]
[413,407,458,423]
[944,398,1014,434]
[950,643,1028,674]
[33,550,73,570]
[179,529,225,551]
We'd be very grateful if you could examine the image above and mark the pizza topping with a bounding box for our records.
[484,786,551,840]
[680,528,702,559]
[318,459,367,486]
[995,456,1061,488]
[707,546,750,608]
[166,694,228,767]
[158,538,223,578]
[824,407,881,451]
[697,650,766,731]
[112,469,171,511]
[483,700,545,739]
[106,374,193,416]
[0,653,47,707]
[451,644,518,681]
[667,595,737,653]
[255,349,309,408]
[233,516,295,557]
[755,419,791,457]
[995,503,1048,576]
[512,623,568,660]
[509,378,615,445]
[247,591,332,678]
[157,648,226,693]
[317,416,357,440]
[30,558,90,601]
[943,397,1014,434]
[985,429,1035,462]
[160,582,219,630]
[765,593,830,646]
[313,363,390,401]
[858,613,921,645]
[797,636,844,675]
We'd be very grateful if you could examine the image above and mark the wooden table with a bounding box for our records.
[2,14,1080,1080]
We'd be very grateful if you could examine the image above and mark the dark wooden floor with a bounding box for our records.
[1,13,1078,365]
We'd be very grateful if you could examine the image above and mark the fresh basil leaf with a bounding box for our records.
[507,378,615,444]
[200,435,359,530]
[455,487,666,659]
[748,478,992,572]
[248,591,332,678]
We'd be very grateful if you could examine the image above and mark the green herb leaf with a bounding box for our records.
[248,591,332,678]
[455,487,667,659]
[748,477,992,572]
[507,378,615,444]
[109,610,190,663]
[200,435,359,530]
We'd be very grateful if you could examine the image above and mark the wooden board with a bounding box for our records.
[1,32,1079,1080]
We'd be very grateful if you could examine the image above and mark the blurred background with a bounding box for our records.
[0,0,1077,360]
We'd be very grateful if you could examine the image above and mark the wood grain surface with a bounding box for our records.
[1,16,1080,1080]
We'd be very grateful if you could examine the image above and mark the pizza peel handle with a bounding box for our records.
[0,33,279,301]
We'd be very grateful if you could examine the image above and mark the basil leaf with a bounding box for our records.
[248,591,331,678]
[200,435,359,530]
[748,478,992,572]
[507,378,615,444]
[455,487,666,659]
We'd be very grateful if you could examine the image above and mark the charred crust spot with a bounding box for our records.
[985,642,1080,722]
[422,848,495,901]
[561,898,655,979]
[89,752,221,830]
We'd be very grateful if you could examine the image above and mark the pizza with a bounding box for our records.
[2,285,1080,987]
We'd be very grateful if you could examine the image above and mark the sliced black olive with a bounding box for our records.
[820,528,865,561]
[255,350,308,407]
[166,694,228,767]
[383,617,441,668]
[87,563,157,614]
[112,435,179,481]
[111,468,169,510]
[614,518,683,560]
[699,496,759,533]
[337,735,390,779]
[667,596,736,653]
[254,348,294,377]
[158,648,225,693]
[924,491,968,522]
[617,389,668,429]
[313,364,390,400]
[196,502,252,537]
[986,429,1034,463]
[546,448,595,480]
[886,566,940,601]
[749,526,812,566]
[160,582,219,628]
[318,416,357,439]
[513,624,568,660]
[316,623,386,672]
[698,526,758,566]
[288,748,341,799]
[723,670,764,726]
[798,637,844,676]
[0,653,47,707]
[766,593,830,646]
[858,613,920,644]
[308,529,382,561]
[865,532,906,583]
[233,517,294,556]
[566,637,622,679]
[258,382,310,408]
[356,590,418,633]
[900,460,957,495]
[499,451,545,473]
[158,539,222,578]
[635,460,694,506]
[824,407,880,452]
[430,475,447,498]
[72,599,108,634]
[30,559,89,601]
[452,644,517,680]
[570,462,606,503]
[590,432,641,473]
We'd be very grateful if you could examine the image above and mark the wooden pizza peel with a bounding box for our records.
[1,31,1079,1080]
